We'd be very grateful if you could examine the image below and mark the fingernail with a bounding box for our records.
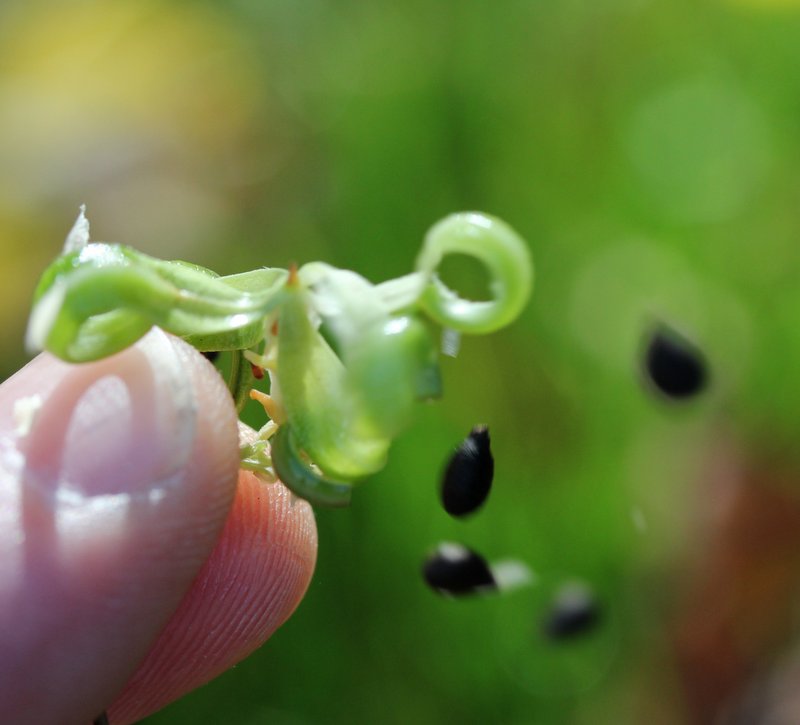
[22,328,198,503]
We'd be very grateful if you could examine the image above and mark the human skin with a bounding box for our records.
[0,328,318,724]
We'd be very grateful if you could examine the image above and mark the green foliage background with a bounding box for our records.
[2,0,800,722]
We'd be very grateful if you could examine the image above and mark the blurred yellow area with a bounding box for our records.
[0,0,268,358]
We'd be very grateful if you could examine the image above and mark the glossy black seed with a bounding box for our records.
[202,350,220,363]
[441,425,494,517]
[542,583,600,640]
[643,326,707,400]
[422,542,497,596]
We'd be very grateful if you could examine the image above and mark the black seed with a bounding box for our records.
[93,712,110,725]
[422,542,497,596]
[202,350,220,363]
[643,325,707,400]
[542,583,600,640]
[441,425,494,517]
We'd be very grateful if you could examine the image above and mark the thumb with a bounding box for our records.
[0,328,240,724]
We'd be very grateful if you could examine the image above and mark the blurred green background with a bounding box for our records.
[3,0,800,723]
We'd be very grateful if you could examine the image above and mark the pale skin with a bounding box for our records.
[0,328,318,725]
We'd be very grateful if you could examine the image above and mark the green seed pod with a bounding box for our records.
[277,278,390,480]
[347,315,441,437]
[27,208,534,506]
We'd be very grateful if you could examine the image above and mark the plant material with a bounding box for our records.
[27,210,533,506]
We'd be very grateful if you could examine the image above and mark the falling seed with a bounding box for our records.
[441,426,494,517]
[422,542,497,596]
[643,325,707,400]
[202,350,220,363]
[542,582,600,641]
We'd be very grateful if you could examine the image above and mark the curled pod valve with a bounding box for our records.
[270,425,353,508]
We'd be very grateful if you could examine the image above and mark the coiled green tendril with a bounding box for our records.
[27,211,533,506]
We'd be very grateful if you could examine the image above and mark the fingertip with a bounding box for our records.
[0,329,240,723]
[107,470,318,724]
